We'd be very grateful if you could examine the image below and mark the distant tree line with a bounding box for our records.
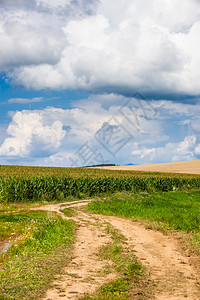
[84,164,117,167]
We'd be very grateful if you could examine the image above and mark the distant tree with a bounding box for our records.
[84,164,116,167]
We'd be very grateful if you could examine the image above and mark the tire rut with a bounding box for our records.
[33,201,200,300]
[33,201,116,300]
[104,215,200,300]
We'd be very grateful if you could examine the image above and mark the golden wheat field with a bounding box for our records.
[96,160,200,175]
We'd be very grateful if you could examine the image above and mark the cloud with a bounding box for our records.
[0,100,112,159]
[130,99,200,163]
[194,144,200,155]
[35,0,99,16]
[99,0,200,33]
[0,0,199,98]
[0,0,36,10]
[8,97,43,104]
[0,9,68,71]
[1,94,199,165]
[0,0,98,16]
[132,135,197,163]
[0,94,163,160]
[151,100,200,119]
[0,110,66,157]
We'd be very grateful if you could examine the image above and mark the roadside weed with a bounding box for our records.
[0,210,75,300]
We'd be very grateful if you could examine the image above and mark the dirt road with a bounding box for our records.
[33,200,200,300]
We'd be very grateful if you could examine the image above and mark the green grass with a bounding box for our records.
[0,209,75,300]
[82,225,146,300]
[0,210,49,240]
[187,233,200,256]
[86,191,200,233]
[61,207,77,217]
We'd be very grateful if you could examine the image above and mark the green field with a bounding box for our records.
[86,190,200,233]
[0,165,200,299]
[0,165,200,203]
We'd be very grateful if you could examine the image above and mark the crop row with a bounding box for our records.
[1,165,200,179]
[0,176,200,203]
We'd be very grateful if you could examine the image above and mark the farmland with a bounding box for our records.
[1,164,200,179]
[0,165,200,203]
[0,164,200,299]
[98,159,200,175]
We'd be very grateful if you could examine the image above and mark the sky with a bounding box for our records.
[0,0,200,167]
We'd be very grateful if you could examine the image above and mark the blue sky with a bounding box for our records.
[0,0,200,167]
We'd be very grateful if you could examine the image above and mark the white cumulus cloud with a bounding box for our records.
[0,111,66,157]
[0,95,200,165]
[132,136,197,163]
[0,0,199,97]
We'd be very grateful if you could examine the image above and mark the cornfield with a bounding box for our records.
[1,165,200,179]
[0,175,200,203]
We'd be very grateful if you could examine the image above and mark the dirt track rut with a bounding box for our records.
[33,200,200,300]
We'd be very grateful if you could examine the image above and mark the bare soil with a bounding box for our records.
[105,216,200,300]
[95,159,200,175]
[32,201,200,300]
